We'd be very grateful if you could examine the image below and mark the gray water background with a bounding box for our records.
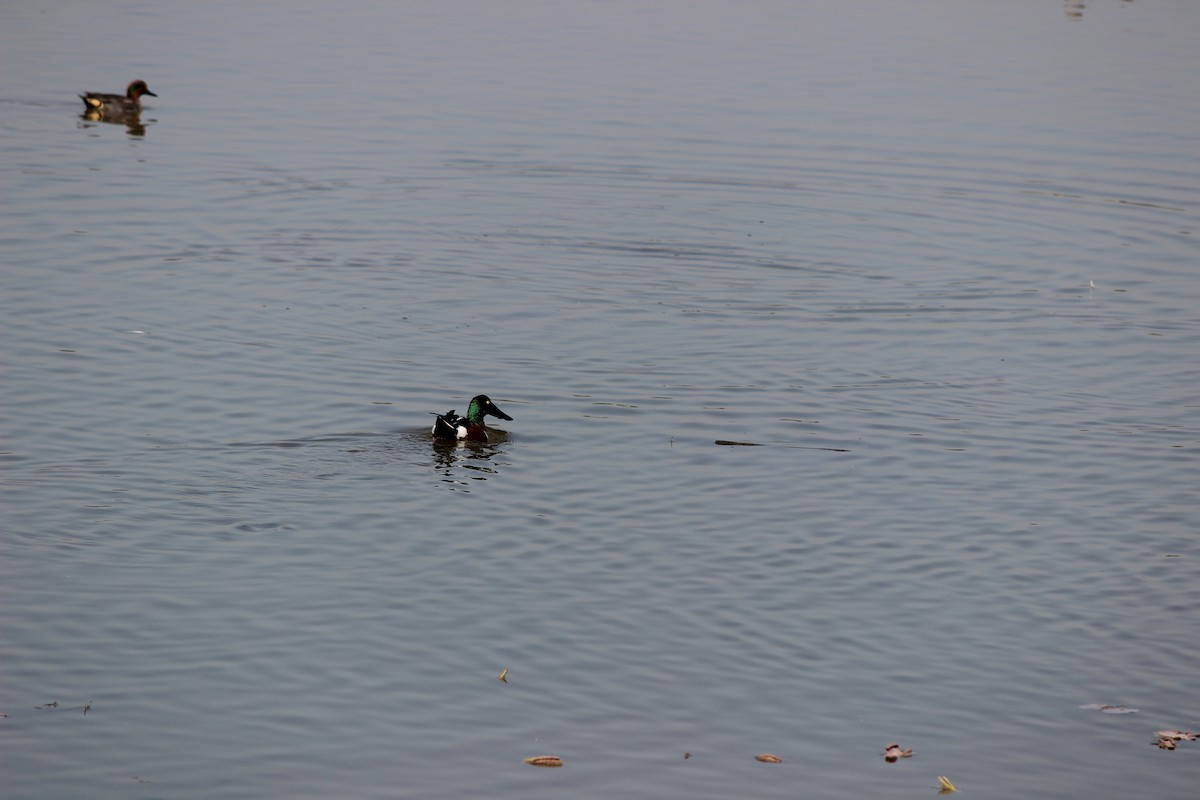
[2,1,1198,798]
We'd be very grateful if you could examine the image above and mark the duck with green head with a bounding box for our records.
[79,80,157,116]
[431,395,513,442]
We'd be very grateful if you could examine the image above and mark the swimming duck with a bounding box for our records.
[79,80,157,115]
[431,395,513,441]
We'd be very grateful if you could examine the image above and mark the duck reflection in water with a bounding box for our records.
[79,108,151,137]
[430,436,506,484]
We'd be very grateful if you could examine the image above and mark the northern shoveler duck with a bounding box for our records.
[431,394,513,442]
[79,80,157,115]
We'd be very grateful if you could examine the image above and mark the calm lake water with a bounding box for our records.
[2,1,1198,798]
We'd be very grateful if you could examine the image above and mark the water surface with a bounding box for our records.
[2,1,1198,798]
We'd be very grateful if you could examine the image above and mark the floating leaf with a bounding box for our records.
[754,753,783,763]
[497,668,508,684]
[882,743,913,762]
[1156,730,1198,741]
[937,775,958,793]
[1079,704,1138,714]
[683,752,691,759]
[523,755,563,768]
[1155,737,1178,750]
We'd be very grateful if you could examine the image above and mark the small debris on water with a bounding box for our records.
[1155,730,1198,750]
[937,775,959,793]
[1156,730,1198,741]
[1079,703,1138,714]
[497,667,508,684]
[34,700,91,714]
[523,755,563,768]
[883,743,913,762]
[754,753,783,763]
[714,439,850,452]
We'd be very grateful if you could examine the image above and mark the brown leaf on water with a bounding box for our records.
[754,753,783,763]
[1155,730,1199,750]
[1156,730,1198,741]
[937,775,958,793]
[497,667,508,684]
[883,742,913,762]
[523,755,563,768]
